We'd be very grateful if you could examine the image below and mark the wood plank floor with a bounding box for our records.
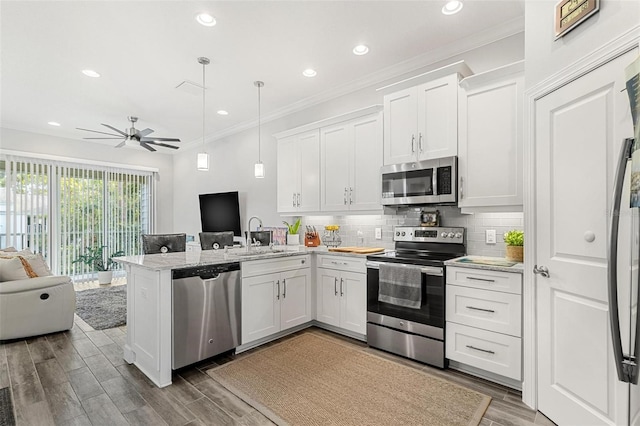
[0,317,556,426]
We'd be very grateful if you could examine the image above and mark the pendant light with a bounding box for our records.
[254,81,265,178]
[196,57,210,171]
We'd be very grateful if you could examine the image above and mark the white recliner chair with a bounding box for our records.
[0,275,76,340]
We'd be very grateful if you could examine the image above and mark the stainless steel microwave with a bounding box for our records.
[381,156,457,206]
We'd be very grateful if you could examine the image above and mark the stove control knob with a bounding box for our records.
[448,232,455,238]
[401,231,406,236]
[455,232,463,239]
[396,231,400,236]
[441,232,448,238]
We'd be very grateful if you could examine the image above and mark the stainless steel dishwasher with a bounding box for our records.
[172,262,241,369]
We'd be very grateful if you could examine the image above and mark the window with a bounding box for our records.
[0,154,156,280]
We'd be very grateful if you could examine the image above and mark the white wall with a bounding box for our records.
[173,33,525,239]
[525,0,640,89]
[0,127,175,233]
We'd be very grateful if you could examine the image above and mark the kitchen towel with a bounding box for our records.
[378,263,422,309]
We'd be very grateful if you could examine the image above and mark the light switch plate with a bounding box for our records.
[375,228,382,239]
[486,229,496,244]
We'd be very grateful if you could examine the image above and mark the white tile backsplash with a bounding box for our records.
[300,206,523,258]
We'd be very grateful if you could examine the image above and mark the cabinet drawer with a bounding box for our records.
[446,285,521,337]
[446,266,522,294]
[316,255,366,273]
[242,255,310,278]
[446,322,521,380]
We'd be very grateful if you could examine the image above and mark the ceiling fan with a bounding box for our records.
[77,116,181,152]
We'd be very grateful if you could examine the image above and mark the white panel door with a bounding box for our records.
[320,123,351,212]
[316,268,340,327]
[458,75,523,208]
[280,268,311,331]
[339,271,367,335]
[277,135,299,213]
[297,130,320,212]
[383,87,417,165]
[417,74,458,160]
[241,273,280,344]
[351,112,383,211]
[535,49,636,425]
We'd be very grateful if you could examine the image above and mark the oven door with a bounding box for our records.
[366,261,445,334]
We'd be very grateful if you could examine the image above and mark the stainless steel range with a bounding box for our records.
[366,226,465,368]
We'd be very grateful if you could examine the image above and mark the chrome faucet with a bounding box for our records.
[246,216,263,252]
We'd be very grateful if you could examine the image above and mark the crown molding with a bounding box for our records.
[177,16,525,153]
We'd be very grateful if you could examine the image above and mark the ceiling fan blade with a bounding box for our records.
[140,137,181,142]
[83,137,126,140]
[145,141,180,150]
[76,127,122,137]
[138,128,154,137]
[101,124,128,136]
[115,140,127,148]
[140,142,157,152]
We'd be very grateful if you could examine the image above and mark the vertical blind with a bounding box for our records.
[1,154,156,280]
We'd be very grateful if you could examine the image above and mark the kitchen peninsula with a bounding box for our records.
[114,248,310,387]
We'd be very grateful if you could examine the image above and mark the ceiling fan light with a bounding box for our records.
[254,162,265,179]
[197,152,209,171]
[196,13,216,27]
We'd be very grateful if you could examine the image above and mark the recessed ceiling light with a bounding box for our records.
[196,13,216,27]
[442,0,463,15]
[47,121,61,126]
[303,69,317,78]
[82,69,101,78]
[217,110,229,116]
[353,45,369,55]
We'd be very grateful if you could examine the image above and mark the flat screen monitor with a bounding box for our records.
[199,191,242,237]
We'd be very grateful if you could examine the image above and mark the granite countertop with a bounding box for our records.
[114,246,387,271]
[445,255,524,274]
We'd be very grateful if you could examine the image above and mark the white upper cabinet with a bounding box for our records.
[276,130,320,214]
[457,61,524,211]
[320,111,383,212]
[384,73,460,165]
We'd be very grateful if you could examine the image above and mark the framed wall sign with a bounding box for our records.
[554,0,600,40]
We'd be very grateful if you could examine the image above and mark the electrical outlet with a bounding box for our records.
[486,229,496,244]
[375,228,382,240]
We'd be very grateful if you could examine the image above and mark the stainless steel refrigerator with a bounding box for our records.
[609,136,640,426]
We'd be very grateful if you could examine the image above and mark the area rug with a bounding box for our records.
[207,333,491,426]
[75,285,126,330]
[0,387,16,426]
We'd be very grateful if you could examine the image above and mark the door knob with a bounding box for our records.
[533,265,550,278]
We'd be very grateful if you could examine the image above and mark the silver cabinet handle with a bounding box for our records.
[276,280,280,300]
[334,277,338,296]
[411,134,415,153]
[297,193,301,207]
[418,132,423,152]
[466,345,495,355]
[292,193,296,207]
[330,260,348,266]
[460,176,464,199]
[344,187,348,205]
[533,265,550,278]
[467,276,495,283]
[282,278,286,299]
[340,278,344,296]
[466,306,495,313]
[349,187,353,204]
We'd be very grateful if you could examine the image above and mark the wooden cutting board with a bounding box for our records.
[328,247,385,254]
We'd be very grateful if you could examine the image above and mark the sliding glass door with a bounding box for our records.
[1,155,155,280]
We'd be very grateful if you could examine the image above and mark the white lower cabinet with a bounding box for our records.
[315,255,367,335]
[446,266,522,383]
[241,256,311,345]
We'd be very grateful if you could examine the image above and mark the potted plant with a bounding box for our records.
[73,246,124,285]
[283,218,301,246]
[503,230,524,262]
